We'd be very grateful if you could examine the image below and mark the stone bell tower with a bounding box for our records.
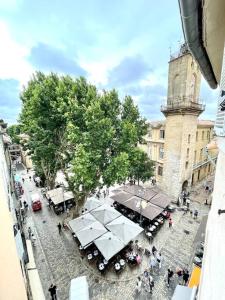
[161,44,204,199]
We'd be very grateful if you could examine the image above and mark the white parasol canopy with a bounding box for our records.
[68,213,96,233]
[94,231,125,261]
[76,221,107,248]
[84,197,102,212]
[91,204,121,225]
[106,215,143,245]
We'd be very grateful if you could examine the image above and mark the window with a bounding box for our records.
[202,131,204,140]
[200,148,203,161]
[159,147,164,159]
[186,148,189,159]
[196,132,198,141]
[185,161,189,169]
[158,166,163,176]
[159,130,165,139]
[207,131,210,141]
[188,134,191,144]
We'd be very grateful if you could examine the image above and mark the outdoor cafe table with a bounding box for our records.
[115,263,121,271]
[146,232,152,238]
[120,259,125,267]
[93,250,99,257]
[154,222,159,226]
[98,263,105,271]
[103,259,108,265]
[87,254,93,260]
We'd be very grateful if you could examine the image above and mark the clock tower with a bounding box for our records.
[161,44,205,199]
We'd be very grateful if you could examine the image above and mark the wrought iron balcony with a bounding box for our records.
[161,96,205,115]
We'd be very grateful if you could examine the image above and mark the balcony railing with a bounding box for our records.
[161,96,205,113]
[193,156,217,170]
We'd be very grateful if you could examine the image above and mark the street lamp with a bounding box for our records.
[137,189,146,226]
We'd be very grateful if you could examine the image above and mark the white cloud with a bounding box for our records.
[0,21,33,85]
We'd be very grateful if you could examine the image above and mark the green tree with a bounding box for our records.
[20,72,153,212]
[6,124,21,144]
[129,148,154,185]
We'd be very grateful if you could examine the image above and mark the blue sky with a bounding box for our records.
[0,0,218,124]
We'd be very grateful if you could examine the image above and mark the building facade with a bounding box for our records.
[140,46,217,199]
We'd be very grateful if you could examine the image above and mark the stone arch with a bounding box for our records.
[182,180,188,191]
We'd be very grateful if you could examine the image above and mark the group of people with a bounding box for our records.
[167,267,190,288]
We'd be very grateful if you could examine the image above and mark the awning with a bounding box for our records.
[76,221,107,248]
[142,203,164,221]
[84,197,102,212]
[110,191,132,204]
[91,204,121,225]
[149,193,171,208]
[172,285,197,300]
[94,231,125,261]
[106,215,143,245]
[46,187,74,205]
[188,266,201,288]
[69,276,89,300]
[68,213,96,233]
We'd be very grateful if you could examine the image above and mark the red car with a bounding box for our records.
[31,193,42,211]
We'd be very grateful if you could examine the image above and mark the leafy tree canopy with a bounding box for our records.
[20,72,153,208]
[6,124,22,144]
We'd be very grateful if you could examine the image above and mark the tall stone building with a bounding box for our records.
[161,45,204,198]
[140,45,218,199]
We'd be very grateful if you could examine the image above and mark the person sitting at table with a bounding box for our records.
[136,254,142,265]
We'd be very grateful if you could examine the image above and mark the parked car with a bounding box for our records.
[31,193,42,211]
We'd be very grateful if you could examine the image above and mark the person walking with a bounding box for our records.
[194,210,198,219]
[169,218,173,228]
[152,245,157,256]
[22,178,25,184]
[31,234,36,246]
[29,176,31,181]
[176,267,183,284]
[150,255,157,272]
[186,198,190,209]
[28,227,32,239]
[183,269,190,286]
[135,276,142,295]
[167,268,174,287]
[156,252,162,269]
[57,223,62,234]
[48,284,57,300]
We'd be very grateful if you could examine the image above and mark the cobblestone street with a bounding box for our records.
[17,165,210,300]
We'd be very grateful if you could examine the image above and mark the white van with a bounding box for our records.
[69,276,89,300]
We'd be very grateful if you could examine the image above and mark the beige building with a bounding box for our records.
[140,46,217,199]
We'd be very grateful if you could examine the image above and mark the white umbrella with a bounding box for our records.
[68,213,96,233]
[106,215,143,245]
[76,221,107,248]
[91,204,121,225]
[94,231,125,261]
[84,197,102,211]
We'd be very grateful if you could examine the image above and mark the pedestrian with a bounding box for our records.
[186,198,190,209]
[135,276,142,294]
[156,252,162,269]
[22,178,25,184]
[27,168,29,174]
[194,210,198,219]
[169,218,173,228]
[176,267,183,284]
[29,176,31,181]
[149,275,154,294]
[57,222,62,234]
[183,269,190,286]
[66,208,70,217]
[167,268,174,287]
[152,245,157,256]
[28,227,32,239]
[190,210,193,217]
[150,255,157,272]
[31,233,36,246]
[183,196,186,205]
[205,198,208,205]
[48,284,57,300]
[103,190,106,198]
